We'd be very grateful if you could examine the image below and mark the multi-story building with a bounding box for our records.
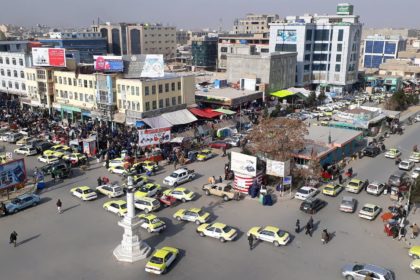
[233,14,279,34]
[362,28,420,40]
[93,22,176,59]
[24,67,55,112]
[379,59,420,80]
[217,33,270,70]
[37,37,107,63]
[269,3,362,93]
[0,41,33,100]
[361,35,406,69]
[116,73,195,124]
[191,35,218,69]
[48,31,102,39]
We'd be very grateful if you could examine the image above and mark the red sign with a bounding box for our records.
[48,49,66,67]
[32,48,66,67]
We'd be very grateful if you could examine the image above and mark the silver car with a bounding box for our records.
[339,196,356,213]
[341,263,394,280]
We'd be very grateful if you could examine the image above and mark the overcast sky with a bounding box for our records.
[2,0,419,30]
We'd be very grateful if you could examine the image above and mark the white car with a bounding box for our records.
[366,181,385,196]
[14,146,38,156]
[103,158,127,168]
[108,165,128,175]
[70,186,98,201]
[359,203,381,220]
[414,114,420,123]
[0,132,12,142]
[134,197,161,213]
[412,167,420,179]
[409,152,420,163]
[294,186,318,201]
[399,160,415,171]
[38,155,60,164]
[96,184,124,198]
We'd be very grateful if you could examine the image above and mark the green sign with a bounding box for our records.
[337,4,353,15]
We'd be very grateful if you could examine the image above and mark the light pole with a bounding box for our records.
[113,175,151,262]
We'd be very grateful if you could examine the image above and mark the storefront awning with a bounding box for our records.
[162,109,197,125]
[135,121,147,128]
[271,90,295,98]
[113,112,126,124]
[213,108,236,115]
[142,116,173,129]
[189,108,223,119]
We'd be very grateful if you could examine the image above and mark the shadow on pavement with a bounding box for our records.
[144,217,186,249]
[18,233,41,246]
[62,203,81,213]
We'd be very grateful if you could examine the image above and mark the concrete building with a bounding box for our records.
[269,3,362,93]
[48,31,102,39]
[191,35,218,70]
[0,41,34,100]
[226,51,297,93]
[93,23,176,59]
[115,73,195,124]
[217,33,270,70]
[233,14,279,34]
[195,86,263,108]
[176,30,212,46]
[378,59,420,80]
[24,67,55,112]
[37,37,107,63]
[361,35,406,69]
[362,28,420,40]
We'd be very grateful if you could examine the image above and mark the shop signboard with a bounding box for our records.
[277,30,297,42]
[138,127,171,147]
[124,54,164,78]
[230,152,257,177]
[266,159,290,177]
[94,56,124,72]
[32,48,66,67]
[0,159,26,190]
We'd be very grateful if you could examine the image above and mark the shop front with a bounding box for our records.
[61,105,82,122]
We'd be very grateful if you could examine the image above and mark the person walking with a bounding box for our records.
[295,219,300,233]
[398,226,406,241]
[56,199,62,214]
[9,231,18,247]
[411,223,419,239]
[97,177,103,186]
[248,234,254,250]
[308,216,314,229]
[218,176,223,183]
[305,223,312,237]
[321,229,330,244]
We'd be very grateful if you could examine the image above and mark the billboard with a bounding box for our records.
[94,56,124,72]
[124,54,164,78]
[277,30,297,42]
[266,159,290,177]
[337,4,353,15]
[230,152,257,176]
[32,48,66,67]
[138,127,171,147]
[0,159,26,190]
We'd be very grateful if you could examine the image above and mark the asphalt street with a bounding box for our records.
[0,122,419,280]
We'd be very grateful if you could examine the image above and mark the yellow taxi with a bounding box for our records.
[163,187,195,202]
[322,183,343,196]
[134,183,161,198]
[70,186,98,201]
[345,179,366,194]
[43,144,67,156]
[247,226,290,247]
[137,213,166,233]
[53,147,72,158]
[145,247,179,275]
[196,222,237,242]
[409,246,420,259]
[103,200,127,217]
[196,149,213,161]
[173,207,211,225]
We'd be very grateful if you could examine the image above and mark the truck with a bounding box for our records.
[163,168,195,187]
[202,183,241,201]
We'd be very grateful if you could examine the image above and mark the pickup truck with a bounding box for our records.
[163,168,195,187]
[202,183,240,201]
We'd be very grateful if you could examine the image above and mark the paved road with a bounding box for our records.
[0,122,419,280]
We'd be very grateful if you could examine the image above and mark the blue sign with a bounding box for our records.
[283,176,292,185]
[0,159,26,190]
[94,56,124,72]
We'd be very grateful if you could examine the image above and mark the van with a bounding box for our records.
[7,133,23,143]
[134,197,160,213]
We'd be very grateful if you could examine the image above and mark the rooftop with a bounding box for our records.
[306,126,362,147]
[195,87,261,99]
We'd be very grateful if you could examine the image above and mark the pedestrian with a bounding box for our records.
[338,174,343,184]
[321,229,330,244]
[56,199,62,214]
[9,231,18,247]
[295,219,300,233]
[173,160,177,170]
[305,223,312,237]
[411,224,419,239]
[105,158,110,169]
[222,146,227,157]
[51,172,56,183]
[97,177,103,186]
[218,176,223,183]
[308,216,314,229]
[248,234,254,250]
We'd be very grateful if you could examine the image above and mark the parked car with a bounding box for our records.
[359,203,381,220]
[70,186,98,201]
[38,154,60,164]
[208,141,230,149]
[14,145,38,156]
[33,141,52,154]
[399,160,415,171]
[173,207,211,225]
[196,149,214,161]
[299,198,327,214]
[196,222,238,242]
[409,152,420,163]
[294,186,318,200]
[145,247,179,275]
[409,246,420,259]
[385,148,401,159]
[247,226,290,247]
[339,196,357,213]
[388,170,411,187]
[412,167,420,179]
[134,183,161,198]
[103,200,127,217]
[346,179,367,194]
[16,136,34,146]
[322,184,343,197]
[137,213,166,233]
[134,197,160,213]
[341,263,394,280]
[96,184,124,198]
[366,181,385,196]
[5,194,41,214]
[7,133,23,143]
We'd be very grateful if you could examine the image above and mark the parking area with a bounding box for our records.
[0,122,419,280]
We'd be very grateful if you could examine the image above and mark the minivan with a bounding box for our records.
[7,133,23,143]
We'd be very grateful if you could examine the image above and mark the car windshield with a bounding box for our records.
[348,182,359,187]
[400,162,409,166]
[151,218,160,224]
[389,175,399,181]
[276,230,286,237]
[183,190,191,195]
[120,203,127,209]
[297,189,309,194]
[85,189,94,194]
[362,206,373,212]
[169,173,178,178]
[222,226,232,233]
[152,200,159,206]
[150,256,164,264]
[325,186,333,191]
[114,187,122,192]
[367,184,377,189]
[197,210,204,216]
[342,200,353,206]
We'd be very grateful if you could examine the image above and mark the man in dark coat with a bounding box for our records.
[248,234,254,250]
[10,231,18,247]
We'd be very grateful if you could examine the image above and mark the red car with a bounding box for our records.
[157,193,177,207]
[209,141,231,149]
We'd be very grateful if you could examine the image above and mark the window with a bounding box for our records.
[159,99,163,108]
[19,58,23,66]
[0,57,3,64]
[313,43,329,51]
[21,83,25,90]
[337,44,342,52]
[15,82,19,89]
[305,44,312,51]
[315,30,329,41]
[178,96,181,104]
[158,84,163,93]
[177,82,181,90]
[172,97,176,105]
[165,83,169,92]
[152,85,156,94]
[5,57,9,64]
[74,92,78,100]
[304,64,310,71]
[0,69,3,76]
[89,81,93,88]
[305,29,313,41]
[13,70,18,77]
[312,64,327,71]
[152,100,157,110]
[20,71,24,78]
[165,98,170,107]
[131,86,135,95]
[336,54,342,62]
[7,70,11,77]
[84,80,88,88]
[12,58,16,65]
[220,47,227,52]
[63,77,67,85]
[85,94,89,102]
[171,82,175,91]
[304,54,311,61]
[335,64,341,72]
[313,54,328,61]
[135,87,139,96]
[145,86,149,96]
[338,29,344,41]
[136,102,140,111]
[275,44,297,52]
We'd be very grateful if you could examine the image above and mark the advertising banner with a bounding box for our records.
[94,56,124,72]
[0,159,26,190]
[138,127,171,147]
[32,48,66,67]
[266,159,290,177]
[277,30,297,42]
[230,152,257,176]
[124,54,164,78]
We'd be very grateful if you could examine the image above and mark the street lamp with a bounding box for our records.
[113,175,151,262]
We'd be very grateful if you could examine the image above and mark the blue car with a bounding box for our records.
[6,194,41,214]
